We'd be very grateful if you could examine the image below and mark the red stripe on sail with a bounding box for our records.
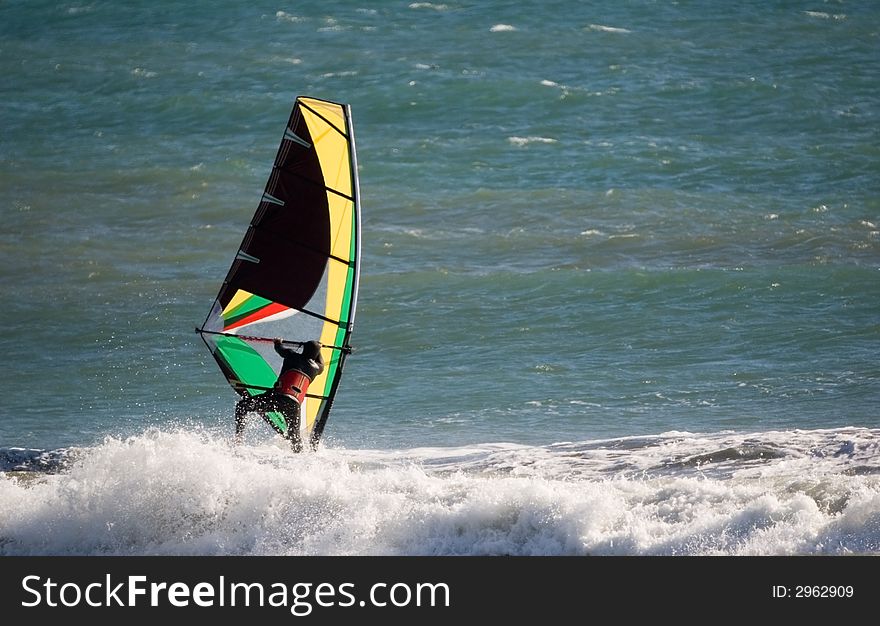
[224,302,289,332]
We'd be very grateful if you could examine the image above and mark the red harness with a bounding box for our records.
[276,369,311,404]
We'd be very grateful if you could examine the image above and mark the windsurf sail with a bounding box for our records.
[197,96,361,449]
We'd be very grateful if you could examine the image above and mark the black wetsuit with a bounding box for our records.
[234,340,325,451]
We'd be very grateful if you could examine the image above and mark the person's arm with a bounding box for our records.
[310,351,325,376]
[308,341,325,376]
[274,338,294,358]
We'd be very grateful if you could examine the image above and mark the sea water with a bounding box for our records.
[1,1,878,555]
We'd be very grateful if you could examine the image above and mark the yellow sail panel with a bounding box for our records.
[325,258,350,333]
[305,224,354,431]
[303,345,333,428]
[224,289,253,316]
[328,192,354,262]
[301,107,352,198]
[299,97,346,134]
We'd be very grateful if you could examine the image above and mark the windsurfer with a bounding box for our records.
[234,339,325,451]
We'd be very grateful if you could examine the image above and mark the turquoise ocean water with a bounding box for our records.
[1,1,878,555]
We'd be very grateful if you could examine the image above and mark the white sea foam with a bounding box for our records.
[275,11,303,23]
[490,24,517,32]
[508,136,557,146]
[587,24,632,34]
[803,11,846,20]
[409,2,448,10]
[320,71,359,78]
[268,56,303,65]
[1,427,876,556]
[131,67,157,78]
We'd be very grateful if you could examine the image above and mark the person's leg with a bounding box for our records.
[281,398,303,453]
